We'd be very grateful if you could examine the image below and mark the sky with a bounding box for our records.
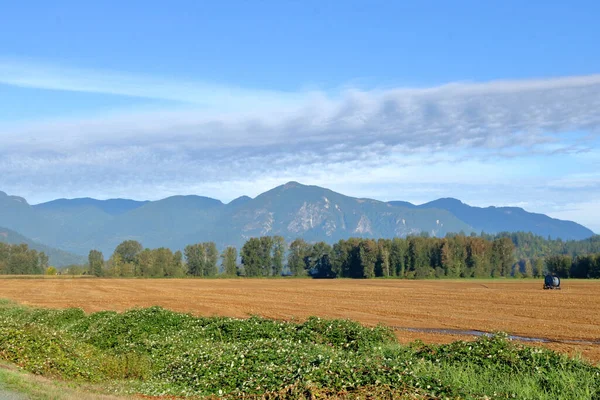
[1,0,600,232]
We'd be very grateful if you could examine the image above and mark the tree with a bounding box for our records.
[203,242,219,276]
[0,243,9,274]
[259,236,274,276]
[114,240,143,264]
[106,253,123,277]
[376,240,391,277]
[359,239,378,278]
[152,248,174,277]
[523,259,534,278]
[88,250,104,277]
[168,250,185,277]
[545,255,572,278]
[45,266,57,275]
[571,255,594,279]
[241,238,263,277]
[39,252,49,272]
[221,247,238,276]
[408,237,432,279]
[591,255,600,279]
[491,238,515,277]
[533,258,545,278]
[185,244,205,276]
[389,238,407,277]
[137,249,155,277]
[272,236,286,277]
[288,239,310,276]
[308,242,334,278]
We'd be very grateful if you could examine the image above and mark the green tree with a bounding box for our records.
[389,238,407,277]
[533,258,545,278]
[106,253,123,277]
[185,244,205,276]
[168,250,185,277]
[376,240,391,277]
[39,252,49,272]
[491,237,515,277]
[203,242,219,277]
[359,239,378,278]
[545,255,572,278]
[114,240,143,264]
[137,249,155,277]
[241,238,263,277]
[408,237,432,279]
[221,246,238,276]
[259,236,274,276]
[88,250,104,277]
[152,248,174,277]
[288,238,310,276]
[308,242,334,278]
[272,236,286,276]
[523,259,533,278]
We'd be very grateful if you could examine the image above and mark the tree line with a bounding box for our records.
[76,232,600,279]
[286,235,517,279]
[0,243,49,275]
[545,254,600,278]
[87,240,239,278]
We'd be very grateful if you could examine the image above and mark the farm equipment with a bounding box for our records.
[543,274,561,290]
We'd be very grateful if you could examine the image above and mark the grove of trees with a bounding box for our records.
[5,230,595,279]
[0,243,49,275]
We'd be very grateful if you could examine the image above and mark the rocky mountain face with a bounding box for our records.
[0,183,594,257]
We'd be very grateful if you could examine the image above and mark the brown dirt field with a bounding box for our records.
[1,278,599,362]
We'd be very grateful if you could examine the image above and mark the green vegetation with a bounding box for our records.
[9,230,600,279]
[0,301,598,399]
[0,226,86,268]
[78,232,600,279]
[0,243,49,275]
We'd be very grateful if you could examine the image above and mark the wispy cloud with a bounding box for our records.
[1,59,600,230]
[0,57,307,111]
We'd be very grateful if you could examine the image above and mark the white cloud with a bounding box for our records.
[0,57,309,111]
[1,59,600,231]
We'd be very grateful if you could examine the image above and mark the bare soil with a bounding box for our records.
[1,278,599,362]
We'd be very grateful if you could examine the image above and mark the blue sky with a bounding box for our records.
[1,0,600,232]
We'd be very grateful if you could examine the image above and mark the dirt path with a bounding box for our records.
[1,278,599,362]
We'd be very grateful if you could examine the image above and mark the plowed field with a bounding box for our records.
[1,278,599,362]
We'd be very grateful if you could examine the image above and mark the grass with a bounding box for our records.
[0,299,598,399]
[0,361,126,400]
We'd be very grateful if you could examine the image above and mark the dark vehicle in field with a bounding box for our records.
[543,274,561,290]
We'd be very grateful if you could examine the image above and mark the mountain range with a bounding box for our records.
[0,182,594,266]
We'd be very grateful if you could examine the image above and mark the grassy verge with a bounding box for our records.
[0,361,126,400]
[0,299,598,399]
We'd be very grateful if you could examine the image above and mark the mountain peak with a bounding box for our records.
[432,198,464,205]
[0,191,28,205]
[229,195,252,203]
[227,195,252,208]
[283,181,304,189]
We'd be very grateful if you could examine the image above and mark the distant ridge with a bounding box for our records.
[412,198,593,240]
[35,198,149,216]
[0,183,594,256]
[0,226,86,267]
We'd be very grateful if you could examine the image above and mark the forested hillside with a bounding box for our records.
[0,183,594,259]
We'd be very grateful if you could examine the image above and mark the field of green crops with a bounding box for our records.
[0,299,598,399]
